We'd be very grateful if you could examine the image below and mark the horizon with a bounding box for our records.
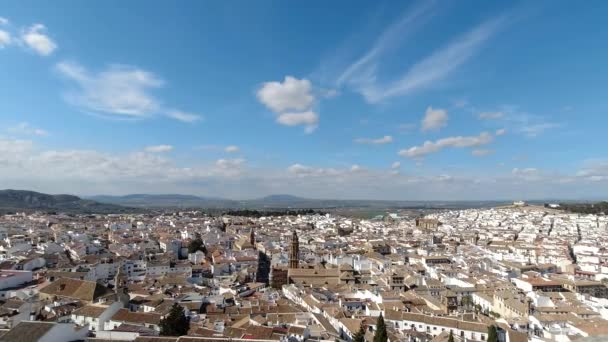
[1,1,607,200]
[2,188,605,203]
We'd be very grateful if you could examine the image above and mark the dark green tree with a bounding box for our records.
[353,324,366,342]
[373,314,388,342]
[160,303,190,336]
[461,295,473,311]
[487,325,498,342]
[448,330,455,342]
[188,237,206,254]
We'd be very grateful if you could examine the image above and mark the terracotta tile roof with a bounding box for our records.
[0,321,55,342]
[73,304,109,318]
[243,325,274,340]
[111,308,162,325]
[134,337,178,342]
[40,278,114,302]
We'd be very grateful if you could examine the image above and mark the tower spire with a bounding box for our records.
[289,230,299,269]
[250,227,256,249]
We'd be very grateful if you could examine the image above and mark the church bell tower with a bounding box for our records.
[289,230,299,269]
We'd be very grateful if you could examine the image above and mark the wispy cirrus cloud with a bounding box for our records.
[165,110,203,123]
[519,122,561,137]
[7,122,48,137]
[500,107,561,137]
[56,61,163,118]
[336,2,435,88]
[56,61,201,123]
[338,6,507,103]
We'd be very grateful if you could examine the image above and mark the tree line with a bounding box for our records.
[223,209,325,217]
[555,201,608,214]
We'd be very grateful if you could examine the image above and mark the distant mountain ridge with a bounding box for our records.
[89,194,239,208]
[0,189,135,213]
[87,193,509,209]
[0,190,589,213]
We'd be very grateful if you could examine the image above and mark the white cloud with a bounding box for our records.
[478,111,503,120]
[354,135,393,145]
[20,24,57,56]
[0,17,8,25]
[215,158,246,177]
[511,167,541,181]
[323,89,339,98]
[0,30,11,47]
[495,128,506,136]
[216,158,245,168]
[7,122,48,136]
[144,145,173,153]
[56,61,164,118]
[276,111,319,132]
[355,16,506,102]
[471,149,494,157]
[576,161,608,182]
[287,163,355,178]
[165,110,202,123]
[421,107,448,132]
[436,174,453,182]
[520,123,560,137]
[0,136,607,199]
[224,145,240,153]
[399,132,493,158]
[391,161,401,169]
[257,76,314,113]
[493,107,560,138]
[0,136,257,195]
[0,137,33,158]
[257,76,320,132]
[336,2,433,88]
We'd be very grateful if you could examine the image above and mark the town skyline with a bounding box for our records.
[1,1,607,200]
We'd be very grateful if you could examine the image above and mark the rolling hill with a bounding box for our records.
[0,189,136,213]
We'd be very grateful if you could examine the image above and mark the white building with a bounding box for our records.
[70,302,123,332]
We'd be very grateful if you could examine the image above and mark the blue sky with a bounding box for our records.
[0,1,607,200]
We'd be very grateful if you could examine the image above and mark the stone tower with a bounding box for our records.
[250,227,256,249]
[289,230,299,269]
